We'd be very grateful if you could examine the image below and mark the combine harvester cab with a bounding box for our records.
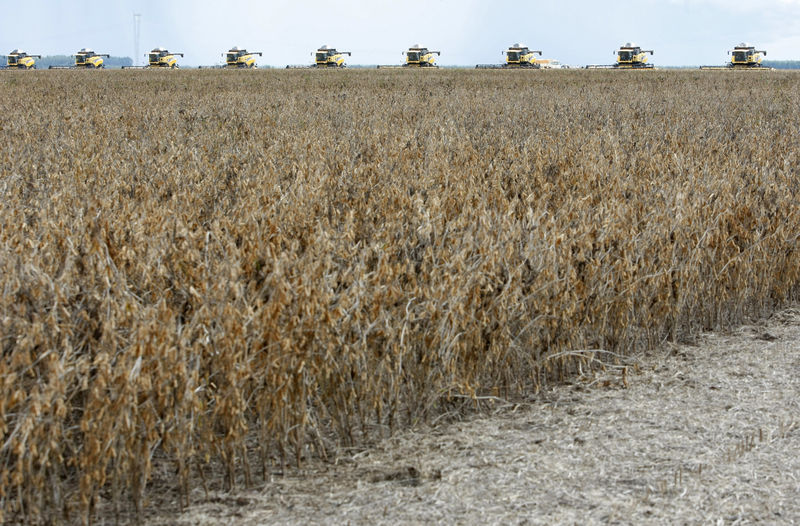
[225,46,262,68]
[477,43,542,69]
[148,47,184,68]
[3,49,42,69]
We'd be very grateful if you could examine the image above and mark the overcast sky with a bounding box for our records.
[2,0,800,67]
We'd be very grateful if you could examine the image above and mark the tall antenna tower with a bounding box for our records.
[133,13,142,66]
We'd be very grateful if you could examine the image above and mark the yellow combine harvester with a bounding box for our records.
[700,43,772,70]
[287,45,350,68]
[729,43,767,67]
[614,43,654,68]
[48,48,108,69]
[71,48,110,68]
[503,43,541,67]
[314,45,350,67]
[3,49,42,69]
[476,43,542,69]
[403,44,440,67]
[378,44,441,69]
[225,46,262,68]
[148,47,184,68]
[586,43,654,69]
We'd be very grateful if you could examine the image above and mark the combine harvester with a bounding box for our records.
[287,45,350,68]
[378,44,441,68]
[586,43,654,69]
[197,46,262,69]
[700,43,772,70]
[49,48,110,69]
[1,49,42,69]
[225,46,262,68]
[476,43,542,69]
[123,47,184,69]
[147,47,184,68]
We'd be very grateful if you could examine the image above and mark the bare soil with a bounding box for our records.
[147,306,800,525]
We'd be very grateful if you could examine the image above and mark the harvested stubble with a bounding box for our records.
[0,69,798,523]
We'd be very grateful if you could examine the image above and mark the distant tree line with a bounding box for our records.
[33,55,133,69]
[763,60,800,69]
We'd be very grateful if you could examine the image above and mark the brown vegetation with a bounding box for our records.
[0,69,798,524]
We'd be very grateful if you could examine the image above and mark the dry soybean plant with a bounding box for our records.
[0,69,798,523]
